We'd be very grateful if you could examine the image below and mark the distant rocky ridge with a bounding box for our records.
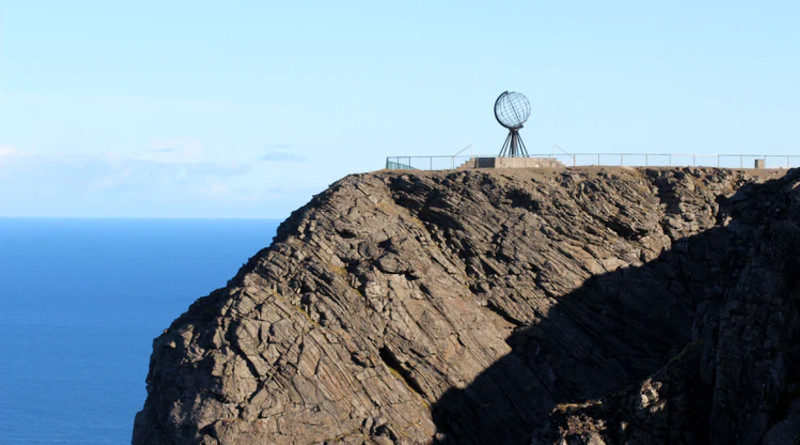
[133,167,799,444]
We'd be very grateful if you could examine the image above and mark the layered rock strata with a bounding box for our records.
[133,167,797,444]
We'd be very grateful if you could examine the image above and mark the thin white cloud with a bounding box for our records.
[260,151,307,162]
[0,151,321,217]
[143,137,205,162]
[0,153,251,194]
[0,146,21,156]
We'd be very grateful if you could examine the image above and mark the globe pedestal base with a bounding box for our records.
[498,129,528,157]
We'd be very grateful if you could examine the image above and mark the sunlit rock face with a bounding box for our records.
[133,167,799,445]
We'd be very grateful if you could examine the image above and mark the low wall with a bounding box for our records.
[460,157,564,169]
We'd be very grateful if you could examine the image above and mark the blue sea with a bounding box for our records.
[0,218,281,444]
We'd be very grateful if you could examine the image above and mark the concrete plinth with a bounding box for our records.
[458,157,563,169]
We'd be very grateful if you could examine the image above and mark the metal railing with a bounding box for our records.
[385,153,800,170]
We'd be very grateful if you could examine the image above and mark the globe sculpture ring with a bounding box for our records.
[494,91,531,129]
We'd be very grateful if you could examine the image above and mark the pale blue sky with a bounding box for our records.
[1,1,798,217]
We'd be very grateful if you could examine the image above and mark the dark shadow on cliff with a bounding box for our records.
[428,173,794,444]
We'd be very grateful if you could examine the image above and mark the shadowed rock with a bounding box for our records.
[132,167,798,444]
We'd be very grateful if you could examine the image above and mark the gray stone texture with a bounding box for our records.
[133,167,799,444]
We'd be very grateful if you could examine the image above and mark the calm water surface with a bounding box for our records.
[0,218,281,444]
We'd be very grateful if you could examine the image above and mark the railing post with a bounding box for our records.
[620,153,623,166]
[430,156,433,170]
[740,155,743,169]
[645,154,649,167]
[573,154,576,167]
[717,155,720,168]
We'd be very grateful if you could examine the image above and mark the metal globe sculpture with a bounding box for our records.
[495,91,531,129]
[494,91,531,157]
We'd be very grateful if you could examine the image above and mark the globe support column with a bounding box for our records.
[498,128,529,157]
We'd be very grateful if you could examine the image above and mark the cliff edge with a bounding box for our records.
[133,167,800,444]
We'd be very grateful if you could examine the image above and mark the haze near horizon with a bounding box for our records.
[1,0,798,218]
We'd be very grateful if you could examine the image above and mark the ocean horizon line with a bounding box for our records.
[0,216,285,221]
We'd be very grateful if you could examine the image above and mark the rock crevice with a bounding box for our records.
[133,167,798,444]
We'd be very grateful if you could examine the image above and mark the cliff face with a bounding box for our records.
[133,167,799,444]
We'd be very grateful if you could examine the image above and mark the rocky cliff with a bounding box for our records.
[133,167,800,444]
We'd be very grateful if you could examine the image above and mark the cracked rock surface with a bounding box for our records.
[132,167,797,444]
